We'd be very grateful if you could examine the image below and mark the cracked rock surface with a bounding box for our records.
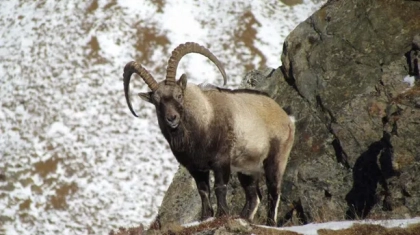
[155,0,420,228]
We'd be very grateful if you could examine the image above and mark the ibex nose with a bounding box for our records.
[166,114,179,129]
[166,114,177,123]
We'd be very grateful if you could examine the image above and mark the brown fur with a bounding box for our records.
[123,42,295,226]
[142,81,295,225]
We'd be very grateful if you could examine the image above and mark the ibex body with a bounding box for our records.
[123,42,295,226]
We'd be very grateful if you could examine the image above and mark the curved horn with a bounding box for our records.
[123,61,158,117]
[165,42,228,86]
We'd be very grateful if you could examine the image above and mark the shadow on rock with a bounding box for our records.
[345,132,397,219]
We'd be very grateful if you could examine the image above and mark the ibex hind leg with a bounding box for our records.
[263,138,290,226]
[237,172,261,221]
[189,170,214,220]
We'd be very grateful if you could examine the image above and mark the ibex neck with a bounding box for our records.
[183,84,214,129]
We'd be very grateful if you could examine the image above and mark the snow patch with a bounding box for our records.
[403,75,416,87]
[289,116,296,123]
[47,122,73,138]
[270,217,420,235]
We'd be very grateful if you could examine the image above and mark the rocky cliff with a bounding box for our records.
[153,0,420,229]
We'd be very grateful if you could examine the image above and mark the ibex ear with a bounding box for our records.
[177,74,188,90]
[138,92,153,103]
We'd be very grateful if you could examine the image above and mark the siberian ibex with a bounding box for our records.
[123,42,295,226]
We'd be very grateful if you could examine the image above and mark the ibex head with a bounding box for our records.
[123,42,227,131]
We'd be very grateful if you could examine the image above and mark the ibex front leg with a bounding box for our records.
[213,164,230,217]
[189,170,214,220]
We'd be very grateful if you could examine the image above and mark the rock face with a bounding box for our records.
[154,0,420,228]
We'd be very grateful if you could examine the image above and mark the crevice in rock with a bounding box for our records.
[324,190,332,199]
[382,193,393,212]
[315,94,336,124]
[277,199,308,227]
[294,199,308,225]
[332,138,351,169]
[280,61,328,122]
[0,173,6,181]
[282,105,293,117]
[342,38,359,54]
[149,215,161,230]
[315,95,353,169]
[265,67,275,78]
[364,12,383,48]
[402,188,411,197]
[405,49,420,78]
[309,16,323,41]
[383,104,402,135]
[280,64,298,92]
[277,208,294,226]
[279,64,316,108]
[381,116,388,127]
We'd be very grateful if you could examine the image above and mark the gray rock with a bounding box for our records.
[154,166,202,226]
[281,0,420,222]
[413,34,420,50]
[154,0,420,228]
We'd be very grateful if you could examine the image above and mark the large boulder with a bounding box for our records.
[153,0,420,228]
[280,0,420,221]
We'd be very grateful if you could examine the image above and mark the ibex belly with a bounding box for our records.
[230,126,269,175]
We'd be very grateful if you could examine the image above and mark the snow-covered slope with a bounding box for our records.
[0,0,324,234]
[273,217,420,235]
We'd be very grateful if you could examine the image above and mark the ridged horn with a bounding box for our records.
[165,42,228,86]
[123,61,158,117]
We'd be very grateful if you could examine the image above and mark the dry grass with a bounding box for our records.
[110,217,420,235]
[392,82,420,105]
[158,216,238,235]
[109,224,144,235]
[250,227,301,235]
